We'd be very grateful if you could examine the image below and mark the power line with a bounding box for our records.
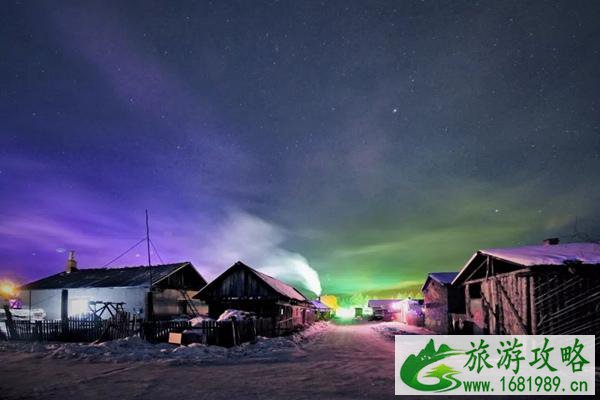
[149,239,165,265]
[101,237,147,267]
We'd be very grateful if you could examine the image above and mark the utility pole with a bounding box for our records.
[146,209,154,321]
[146,209,152,271]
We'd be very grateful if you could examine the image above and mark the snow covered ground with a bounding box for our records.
[371,321,434,340]
[0,321,330,365]
[0,321,586,400]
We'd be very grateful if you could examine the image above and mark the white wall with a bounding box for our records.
[21,287,148,320]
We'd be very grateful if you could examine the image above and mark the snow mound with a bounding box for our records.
[0,322,331,365]
[217,309,255,321]
[371,322,431,340]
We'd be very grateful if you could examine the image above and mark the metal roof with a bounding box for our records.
[21,262,201,290]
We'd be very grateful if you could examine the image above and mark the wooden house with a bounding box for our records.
[395,298,424,326]
[311,299,332,320]
[421,272,464,333]
[195,261,315,330]
[19,252,207,320]
[367,299,398,321]
[452,241,600,347]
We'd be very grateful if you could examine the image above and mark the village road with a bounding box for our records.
[0,323,594,400]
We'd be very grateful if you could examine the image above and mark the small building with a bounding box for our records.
[421,272,464,333]
[366,298,424,325]
[367,299,399,311]
[395,298,424,326]
[195,261,315,330]
[452,240,600,341]
[367,299,398,321]
[311,299,332,320]
[19,253,207,320]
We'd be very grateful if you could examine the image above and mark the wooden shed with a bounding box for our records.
[452,241,600,348]
[194,261,315,331]
[421,272,464,333]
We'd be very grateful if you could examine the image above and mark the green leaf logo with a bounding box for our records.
[400,339,463,392]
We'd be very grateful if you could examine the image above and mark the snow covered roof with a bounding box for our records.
[310,300,331,311]
[21,262,206,290]
[421,272,458,291]
[479,242,600,266]
[452,242,600,285]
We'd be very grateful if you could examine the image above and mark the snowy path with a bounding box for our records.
[0,322,398,400]
[0,322,569,399]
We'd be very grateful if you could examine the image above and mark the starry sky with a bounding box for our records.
[1,0,600,298]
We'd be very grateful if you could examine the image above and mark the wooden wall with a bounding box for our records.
[532,267,600,350]
[201,267,276,301]
[423,280,450,333]
[463,265,600,346]
[464,272,531,335]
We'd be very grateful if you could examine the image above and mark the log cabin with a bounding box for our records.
[194,261,315,331]
[421,272,464,333]
[452,240,600,350]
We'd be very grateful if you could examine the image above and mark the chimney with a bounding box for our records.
[543,238,560,246]
[66,250,78,273]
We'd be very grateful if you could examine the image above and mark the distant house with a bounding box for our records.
[367,299,399,311]
[452,240,600,340]
[311,299,332,320]
[367,299,398,321]
[19,252,207,320]
[395,298,424,326]
[421,272,464,333]
[367,299,424,325]
[194,261,315,330]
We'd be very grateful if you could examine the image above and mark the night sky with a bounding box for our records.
[2,1,600,298]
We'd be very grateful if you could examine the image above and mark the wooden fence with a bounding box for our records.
[3,314,309,347]
[185,317,300,347]
[4,313,138,342]
[141,320,191,342]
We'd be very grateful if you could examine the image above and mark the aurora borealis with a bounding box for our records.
[1,1,600,298]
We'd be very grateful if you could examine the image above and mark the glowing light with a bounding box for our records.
[336,307,355,319]
[0,280,17,299]
[319,294,339,310]
[391,301,403,311]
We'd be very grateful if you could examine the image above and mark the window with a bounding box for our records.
[468,283,482,299]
